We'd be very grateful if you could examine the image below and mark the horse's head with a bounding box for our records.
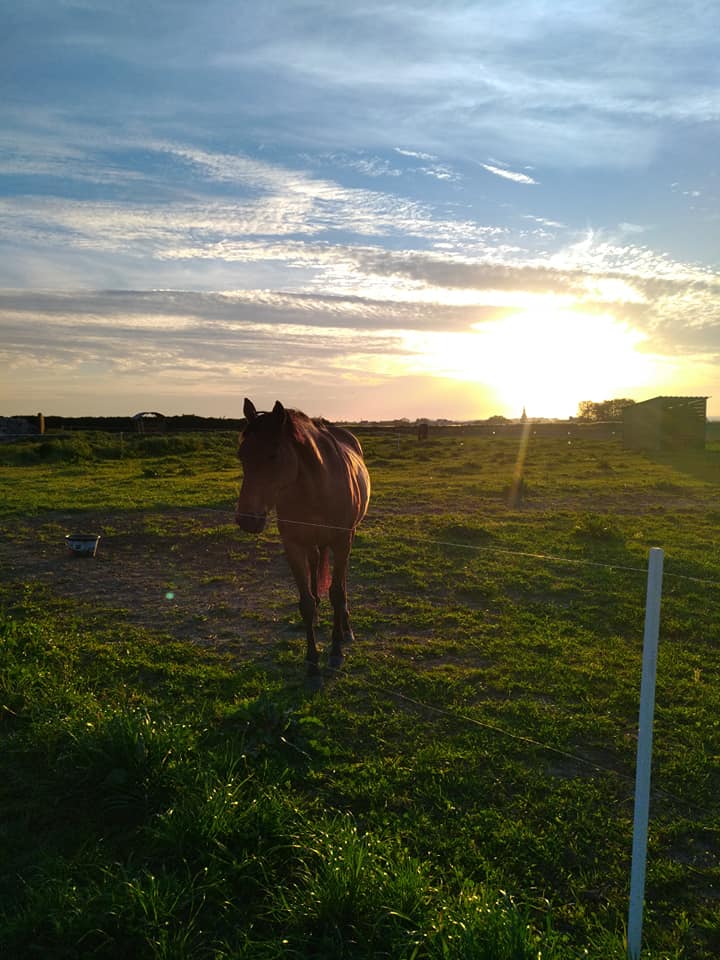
[235,399,298,533]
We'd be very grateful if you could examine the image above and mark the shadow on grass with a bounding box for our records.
[644,447,720,485]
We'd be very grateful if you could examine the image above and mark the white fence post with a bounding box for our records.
[627,546,664,960]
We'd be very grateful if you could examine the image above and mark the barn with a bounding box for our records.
[622,396,708,451]
[132,411,166,435]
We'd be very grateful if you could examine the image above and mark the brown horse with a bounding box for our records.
[236,399,371,684]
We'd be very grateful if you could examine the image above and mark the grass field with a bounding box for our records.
[1,426,719,958]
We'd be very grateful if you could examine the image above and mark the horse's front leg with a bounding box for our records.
[328,536,354,670]
[308,544,321,625]
[284,543,322,685]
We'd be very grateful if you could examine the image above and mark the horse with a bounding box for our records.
[235,399,371,685]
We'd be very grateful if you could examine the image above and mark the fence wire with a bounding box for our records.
[321,662,720,824]
[244,510,720,590]
[234,508,720,825]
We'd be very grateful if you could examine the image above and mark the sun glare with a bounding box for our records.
[402,309,656,418]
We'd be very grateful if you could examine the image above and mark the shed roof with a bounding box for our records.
[627,396,708,409]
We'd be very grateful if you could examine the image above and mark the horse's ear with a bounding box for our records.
[243,398,257,421]
[272,401,286,424]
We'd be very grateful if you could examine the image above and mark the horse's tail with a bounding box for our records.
[317,545,331,597]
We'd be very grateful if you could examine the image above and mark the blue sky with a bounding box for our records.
[1,0,718,419]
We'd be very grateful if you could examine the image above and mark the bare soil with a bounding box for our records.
[0,508,304,658]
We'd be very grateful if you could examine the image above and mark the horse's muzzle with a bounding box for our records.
[236,510,267,534]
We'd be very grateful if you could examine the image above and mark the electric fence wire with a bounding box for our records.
[321,660,720,824]
[237,510,720,589]
[232,512,720,821]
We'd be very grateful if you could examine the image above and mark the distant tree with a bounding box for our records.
[577,398,636,421]
[486,415,509,424]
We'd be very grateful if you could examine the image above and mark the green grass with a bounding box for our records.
[1,428,720,958]
[0,431,238,516]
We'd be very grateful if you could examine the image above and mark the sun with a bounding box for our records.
[402,308,656,418]
[473,309,657,417]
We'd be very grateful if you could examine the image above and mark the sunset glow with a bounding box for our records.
[400,310,656,418]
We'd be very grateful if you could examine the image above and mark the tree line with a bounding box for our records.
[575,398,636,421]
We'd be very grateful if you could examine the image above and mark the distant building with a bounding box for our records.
[0,413,45,439]
[622,396,707,452]
[133,411,166,435]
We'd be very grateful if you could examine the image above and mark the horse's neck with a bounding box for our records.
[276,431,331,513]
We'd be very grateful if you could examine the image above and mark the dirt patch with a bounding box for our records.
[0,508,306,658]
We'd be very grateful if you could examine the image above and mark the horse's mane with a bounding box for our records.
[286,409,328,463]
[244,407,352,466]
[243,407,316,438]
[285,408,322,439]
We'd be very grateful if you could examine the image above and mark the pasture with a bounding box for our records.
[1,426,719,959]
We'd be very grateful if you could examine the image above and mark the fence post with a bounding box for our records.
[627,546,664,960]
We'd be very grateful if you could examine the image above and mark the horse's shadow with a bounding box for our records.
[279,616,351,693]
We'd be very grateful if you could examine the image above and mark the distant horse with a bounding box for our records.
[235,399,371,684]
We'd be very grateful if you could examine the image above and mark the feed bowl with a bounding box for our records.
[65,533,101,557]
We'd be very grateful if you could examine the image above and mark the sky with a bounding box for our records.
[1,0,719,421]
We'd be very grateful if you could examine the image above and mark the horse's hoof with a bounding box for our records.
[328,651,345,671]
[304,672,324,693]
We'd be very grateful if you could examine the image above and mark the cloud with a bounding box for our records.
[523,215,565,229]
[0,140,506,296]
[480,163,538,185]
[2,233,719,418]
[0,287,426,417]
[0,288,502,337]
[7,1,719,178]
[394,148,437,161]
[203,3,719,168]
[618,222,647,235]
[335,155,403,178]
[3,226,719,345]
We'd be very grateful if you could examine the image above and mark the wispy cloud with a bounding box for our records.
[480,163,538,185]
[0,140,504,295]
[522,214,565,229]
[394,148,437,161]
[330,155,403,178]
